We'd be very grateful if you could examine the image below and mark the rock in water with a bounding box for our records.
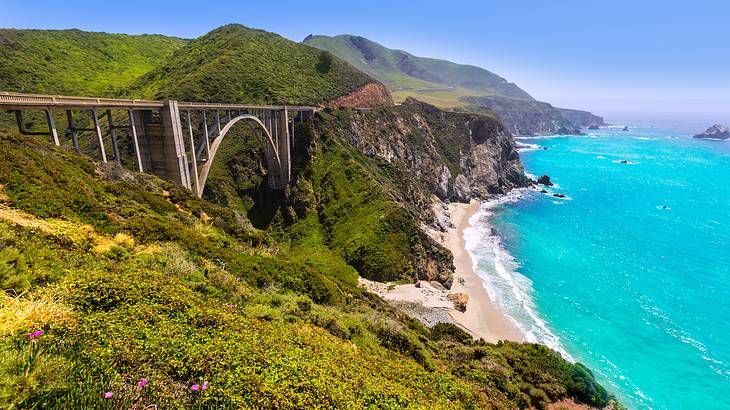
[537,175,554,186]
[694,124,730,140]
[447,293,469,312]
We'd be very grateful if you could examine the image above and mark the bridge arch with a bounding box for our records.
[197,114,282,197]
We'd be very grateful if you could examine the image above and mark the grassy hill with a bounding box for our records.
[303,34,533,103]
[0,127,614,409]
[0,28,186,96]
[131,25,376,105]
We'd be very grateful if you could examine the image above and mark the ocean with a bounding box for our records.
[464,127,730,409]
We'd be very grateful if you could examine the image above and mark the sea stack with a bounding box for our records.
[537,175,554,186]
[694,124,730,140]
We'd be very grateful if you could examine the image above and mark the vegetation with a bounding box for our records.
[0,23,615,409]
[130,24,375,105]
[0,28,186,97]
[0,128,614,408]
[303,34,534,105]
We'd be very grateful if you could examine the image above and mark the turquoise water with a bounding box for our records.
[467,127,730,409]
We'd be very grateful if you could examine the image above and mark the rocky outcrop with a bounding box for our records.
[694,124,729,140]
[557,107,606,127]
[328,82,395,108]
[537,175,553,186]
[447,293,469,312]
[333,97,529,208]
[461,95,574,136]
[460,95,603,136]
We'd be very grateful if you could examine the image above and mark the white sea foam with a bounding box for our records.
[462,190,573,360]
[516,141,543,152]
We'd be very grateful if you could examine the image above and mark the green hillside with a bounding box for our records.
[0,123,613,410]
[303,34,533,101]
[0,29,186,96]
[131,25,375,105]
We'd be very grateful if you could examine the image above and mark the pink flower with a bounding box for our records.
[202,381,209,390]
[103,391,113,399]
[26,330,43,340]
[191,384,199,391]
[137,378,149,387]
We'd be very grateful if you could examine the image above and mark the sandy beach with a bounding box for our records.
[445,201,523,342]
[360,200,523,343]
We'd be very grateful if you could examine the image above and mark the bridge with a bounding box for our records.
[0,91,316,196]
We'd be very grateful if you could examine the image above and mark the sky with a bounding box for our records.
[2,0,729,128]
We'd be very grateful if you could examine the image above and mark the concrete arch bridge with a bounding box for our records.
[0,91,316,196]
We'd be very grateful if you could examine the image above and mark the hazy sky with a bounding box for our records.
[3,0,729,127]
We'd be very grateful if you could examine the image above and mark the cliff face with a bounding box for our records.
[327,81,395,108]
[333,98,528,204]
[312,98,529,234]
[461,95,605,136]
[558,107,606,127]
[461,95,575,136]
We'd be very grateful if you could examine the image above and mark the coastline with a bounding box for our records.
[359,199,523,343]
[446,200,523,342]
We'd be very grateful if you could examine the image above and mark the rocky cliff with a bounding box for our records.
[327,82,395,108]
[329,98,528,204]
[558,107,606,127]
[461,95,576,136]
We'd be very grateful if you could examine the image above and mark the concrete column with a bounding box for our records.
[45,109,60,146]
[277,107,291,186]
[90,109,107,163]
[66,110,80,152]
[128,110,144,172]
[186,110,200,196]
[106,110,122,166]
[160,100,191,189]
[202,110,210,159]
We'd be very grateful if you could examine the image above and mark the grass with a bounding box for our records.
[130,24,375,105]
[0,130,615,409]
[0,28,186,97]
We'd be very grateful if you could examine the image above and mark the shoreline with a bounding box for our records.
[445,200,523,343]
[359,199,523,343]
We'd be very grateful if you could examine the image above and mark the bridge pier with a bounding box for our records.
[133,101,191,189]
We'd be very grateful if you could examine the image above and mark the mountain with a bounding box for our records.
[0,24,615,409]
[303,34,605,135]
[303,34,533,101]
[0,28,187,96]
[131,25,386,106]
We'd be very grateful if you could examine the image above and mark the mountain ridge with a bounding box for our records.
[303,33,606,135]
[303,34,533,100]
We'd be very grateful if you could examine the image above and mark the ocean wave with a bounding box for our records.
[516,141,543,152]
[462,191,574,360]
